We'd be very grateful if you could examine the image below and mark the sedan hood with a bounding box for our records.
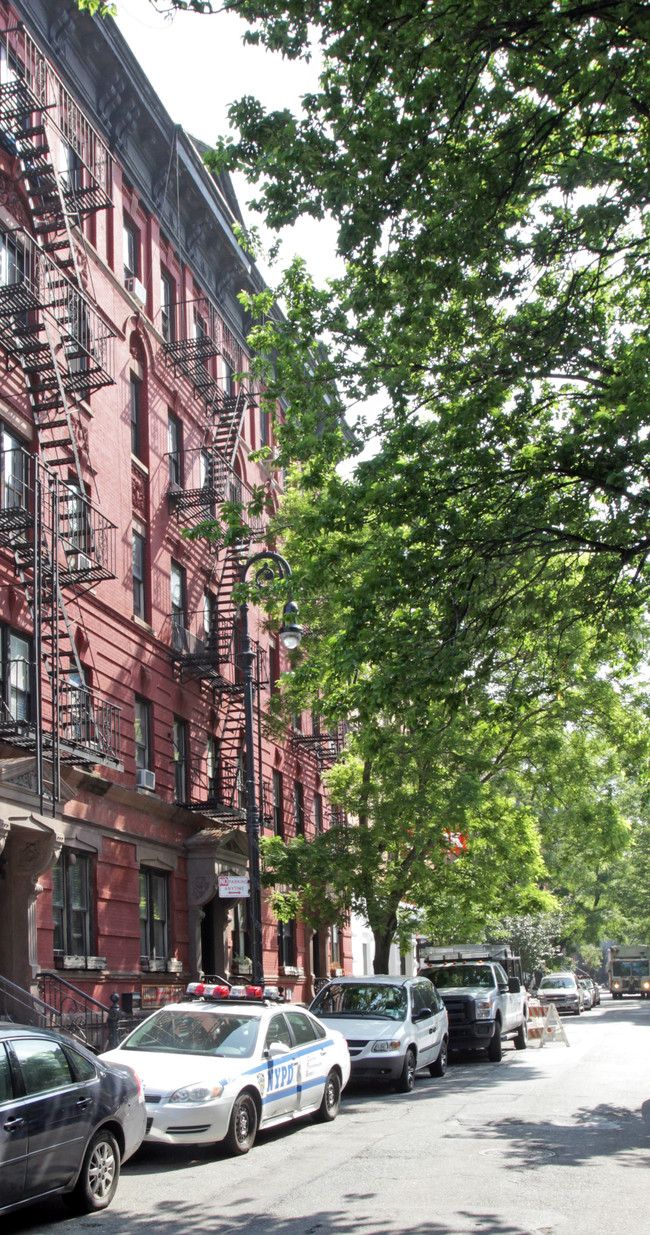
[100,1048,241,1092]
[316,1015,405,1042]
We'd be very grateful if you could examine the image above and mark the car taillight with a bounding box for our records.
[126,1066,145,1103]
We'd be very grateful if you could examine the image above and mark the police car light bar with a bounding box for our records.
[185,982,278,1001]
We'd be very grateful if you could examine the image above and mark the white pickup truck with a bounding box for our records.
[419,945,529,1062]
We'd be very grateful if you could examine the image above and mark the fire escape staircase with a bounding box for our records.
[162,297,273,823]
[0,25,121,806]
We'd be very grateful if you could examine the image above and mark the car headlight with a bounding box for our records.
[169,1083,223,1103]
[371,1040,401,1053]
[475,1000,493,1020]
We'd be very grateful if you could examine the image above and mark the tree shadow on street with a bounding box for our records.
[4,1196,557,1235]
[447,1100,650,1171]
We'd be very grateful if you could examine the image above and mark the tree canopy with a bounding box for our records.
[78,0,650,955]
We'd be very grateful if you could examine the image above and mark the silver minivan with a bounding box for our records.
[309,975,449,1092]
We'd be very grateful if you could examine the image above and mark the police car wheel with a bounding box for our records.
[317,1069,341,1122]
[225,1092,258,1155]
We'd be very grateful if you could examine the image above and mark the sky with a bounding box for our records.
[114,0,341,289]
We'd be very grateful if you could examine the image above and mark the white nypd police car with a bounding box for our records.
[101,983,351,1155]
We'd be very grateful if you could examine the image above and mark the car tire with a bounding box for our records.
[316,1069,341,1121]
[429,1037,448,1077]
[487,1021,502,1062]
[514,1018,528,1050]
[66,1129,120,1213]
[225,1092,258,1155]
[395,1047,416,1093]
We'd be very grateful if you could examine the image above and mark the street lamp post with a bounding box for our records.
[238,550,302,988]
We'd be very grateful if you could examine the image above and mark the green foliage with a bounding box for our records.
[485,912,566,984]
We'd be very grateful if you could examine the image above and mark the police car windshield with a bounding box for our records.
[311,983,407,1020]
[425,966,494,989]
[122,1008,261,1057]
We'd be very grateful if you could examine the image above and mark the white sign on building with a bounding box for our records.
[218,874,250,898]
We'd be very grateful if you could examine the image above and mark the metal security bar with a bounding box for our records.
[0,25,112,216]
[166,444,266,541]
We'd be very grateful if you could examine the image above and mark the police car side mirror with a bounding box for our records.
[266,1041,291,1057]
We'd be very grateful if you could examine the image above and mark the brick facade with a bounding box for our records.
[0,0,350,1016]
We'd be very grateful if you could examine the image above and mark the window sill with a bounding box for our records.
[133,615,154,634]
[141,958,169,973]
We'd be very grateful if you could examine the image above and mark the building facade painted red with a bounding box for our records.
[0,0,349,1024]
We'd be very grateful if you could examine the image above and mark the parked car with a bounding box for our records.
[589,980,601,1006]
[309,975,449,1092]
[419,955,529,1061]
[536,972,583,1015]
[579,979,593,1009]
[0,1023,146,1218]
[101,985,350,1155]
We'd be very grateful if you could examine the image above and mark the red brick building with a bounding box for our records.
[0,0,349,1025]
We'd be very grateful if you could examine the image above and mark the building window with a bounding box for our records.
[160,269,175,342]
[62,141,83,195]
[130,375,142,458]
[52,849,92,958]
[173,716,188,802]
[0,627,32,724]
[330,925,342,968]
[314,792,323,834]
[170,560,186,650]
[194,311,210,380]
[167,413,182,488]
[1,425,28,513]
[294,781,305,835]
[260,406,270,448]
[134,695,151,771]
[132,530,147,619]
[123,218,139,281]
[223,356,234,396]
[204,591,217,650]
[206,736,218,799]
[278,919,295,968]
[200,449,215,516]
[268,638,280,696]
[139,867,169,962]
[272,769,283,838]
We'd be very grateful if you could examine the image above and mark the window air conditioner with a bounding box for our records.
[68,551,92,572]
[136,768,156,791]
[126,276,147,308]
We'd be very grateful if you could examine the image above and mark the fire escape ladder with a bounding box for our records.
[213,390,248,472]
[0,28,120,799]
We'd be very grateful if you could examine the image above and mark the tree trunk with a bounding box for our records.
[373,923,396,974]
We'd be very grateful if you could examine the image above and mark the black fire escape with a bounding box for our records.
[162,293,274,825]
[0,24,121,810]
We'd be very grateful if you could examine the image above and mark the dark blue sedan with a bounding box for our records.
[0,1023,146,1216]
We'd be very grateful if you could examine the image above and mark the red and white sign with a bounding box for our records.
[218,875,250,898]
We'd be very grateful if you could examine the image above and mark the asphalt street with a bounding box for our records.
[6,994,650,1235]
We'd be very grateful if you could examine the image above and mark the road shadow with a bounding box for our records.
[446,1099,650,1171]
[3,1196,559,1235]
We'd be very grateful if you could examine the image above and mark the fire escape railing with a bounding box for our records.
[0,227,115,397]
[166,446,266,541]
[291,719,349,770]
[0,655,120,768]
[0,25,112,221]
